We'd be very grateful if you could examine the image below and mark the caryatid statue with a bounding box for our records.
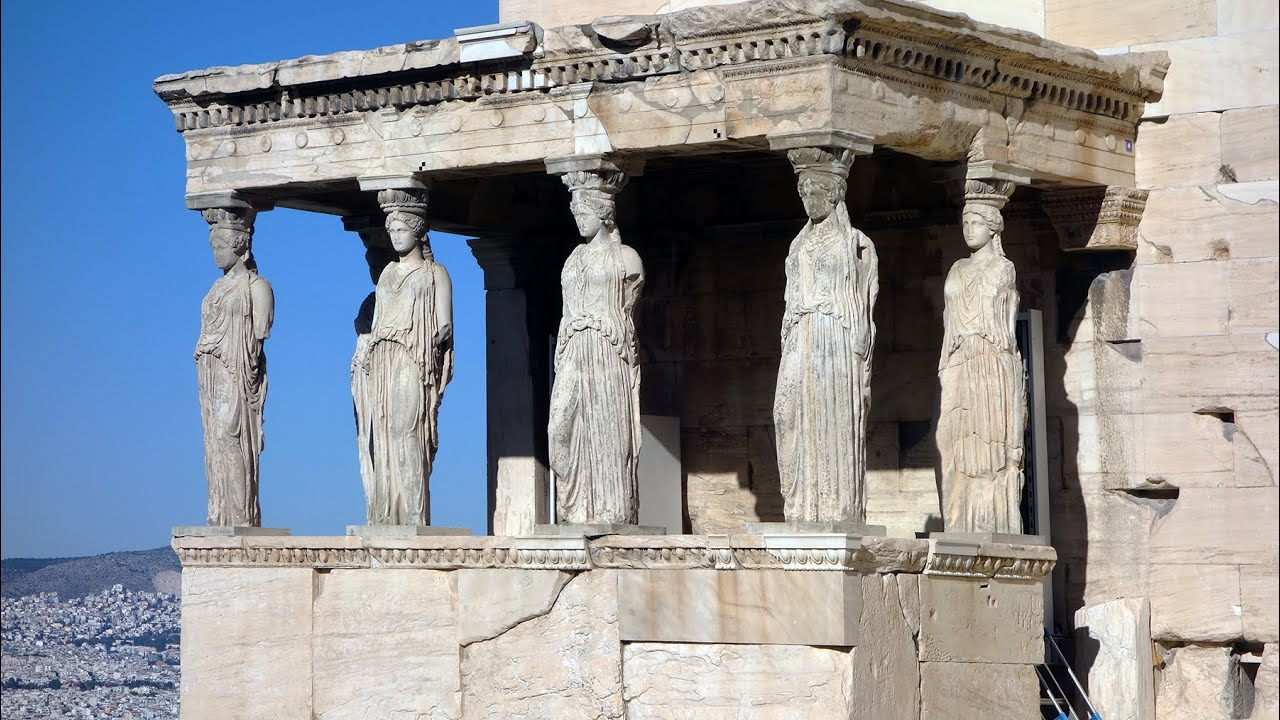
[195,206,274,527]
[937,177,1027,533]
[773,146,879,524]
[353,188,454,525]
[548,168,644,525]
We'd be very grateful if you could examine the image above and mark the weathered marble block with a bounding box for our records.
[312,569,460,719]
[618,569,861,646]
[180,567,314,720]
[623,643,853,719]
[173,535,1054,719]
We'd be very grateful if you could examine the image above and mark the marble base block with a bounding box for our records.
[172,526,291,537]
[928,532,1047,546]
[747,521,888,536]
[346,525,473,537]
[534,523,668,537]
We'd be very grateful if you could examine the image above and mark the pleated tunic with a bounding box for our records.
[549,237,643,524]
[937,252,1027,533]
[774,206,878,523]
[361,260,453,525]
[195,271,272,526]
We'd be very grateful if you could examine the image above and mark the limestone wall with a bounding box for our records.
[175,534,1052,719]
[1043,3,1277,719]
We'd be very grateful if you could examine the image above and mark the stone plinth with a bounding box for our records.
[173,534,1054,720]
[746,521,888,535]
[533,523,667,537]
[345,524,472,536]
[172,525,290,537]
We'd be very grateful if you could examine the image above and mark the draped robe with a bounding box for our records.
[548,235,643,524]
[195,270,271,526]
[774,204,879,523]
[937,251,1026,533]
[360,260,453,525]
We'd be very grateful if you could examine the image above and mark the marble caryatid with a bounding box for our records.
[348,220,397,517]
[774,146,879,524]
[548,169,644,525]
[937,179,1027,533]
[353,188,454,525]
[195,206,274,527]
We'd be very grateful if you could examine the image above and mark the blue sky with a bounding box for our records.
[1,1,500,558]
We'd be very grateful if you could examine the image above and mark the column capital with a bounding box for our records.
[544,153,643,179]
[357,174,431,193]
[934,160,1032,209]
[1041,186,1149,252]
[185,190,273,212]
[766,129,875,156]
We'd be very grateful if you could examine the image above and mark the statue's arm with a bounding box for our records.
[250,277,275,341]
[938,266,956,370]
[621,245,645,311]
[996,261,1019,354]
[434,264,454,345]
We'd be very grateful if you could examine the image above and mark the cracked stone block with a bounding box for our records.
[850,574,920,720]
[1253,644,1279,719]
[1075,598,1156,720]
[456,569,573,645]
[1156,645,1234,720]
[312,569,460,720]
[461,569,623,719]
[622,642,852,719]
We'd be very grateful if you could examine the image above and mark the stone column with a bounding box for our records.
[347,175,464,535]
[468,236,553,536]
[935,160,1032,535]
[541,154,660,534]
[178,191,288,537]
[764,130,882,532]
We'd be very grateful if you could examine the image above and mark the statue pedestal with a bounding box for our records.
[746,521,887,536]
[346,525,472,537]
[928,532,1047,547]
[173,526,291,537]
[171,533,1056,719]
[534,523,667,537]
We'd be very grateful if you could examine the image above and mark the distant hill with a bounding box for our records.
[1,547,181,599]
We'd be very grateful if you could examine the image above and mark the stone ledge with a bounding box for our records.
[172,534,1056,577]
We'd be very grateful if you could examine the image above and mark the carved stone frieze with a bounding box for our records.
[924,539,1056,582]
[156,3,1164,138]
[172,535,1056,575]
[1041,185,1150,251]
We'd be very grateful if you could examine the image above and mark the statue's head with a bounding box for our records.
[788,147,853,223]
[201,208,255,271]
[961,202,1005,253]
[377,189,430,256]
[563,170,626,240]
[385,210,428,254]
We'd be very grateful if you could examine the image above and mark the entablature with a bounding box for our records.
[154,0,1168,203]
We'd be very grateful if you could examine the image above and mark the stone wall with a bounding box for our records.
[175,534,1052,719]
[894,0,1279,716]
